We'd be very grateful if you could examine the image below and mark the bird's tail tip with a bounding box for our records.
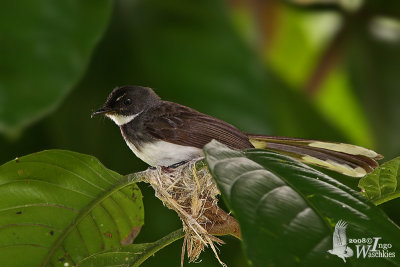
[247,134,382,178]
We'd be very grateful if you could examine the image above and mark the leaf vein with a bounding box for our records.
[17,160,107,192]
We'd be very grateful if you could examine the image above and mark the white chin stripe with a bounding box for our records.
[106,112,141,126]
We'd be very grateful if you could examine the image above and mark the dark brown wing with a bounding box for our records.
[143,102,253,149]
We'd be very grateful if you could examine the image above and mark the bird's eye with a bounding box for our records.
[124,98,132,106]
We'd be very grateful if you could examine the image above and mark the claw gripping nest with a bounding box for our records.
[143,159,240,266]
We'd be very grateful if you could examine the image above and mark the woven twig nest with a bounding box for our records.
[142,159,240,266]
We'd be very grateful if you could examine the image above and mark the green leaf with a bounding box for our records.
[0,150,144,267]
[78,229,184,267]
[0,0,112,134]
[359,157,400,205]
[204,140,400,266]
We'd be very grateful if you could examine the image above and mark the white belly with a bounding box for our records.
[125,140,203,166]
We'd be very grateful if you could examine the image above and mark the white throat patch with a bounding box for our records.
[106,111,142,126]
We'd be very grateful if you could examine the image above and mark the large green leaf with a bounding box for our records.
[0,150,144,267]
[78,229,184,267]
[204,140,400,266]
[0,0,112,134]
[359,157,400,205]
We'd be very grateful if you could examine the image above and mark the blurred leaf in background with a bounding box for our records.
[1,0,400,266]
[229,0,400,157]
[0,0,112,135]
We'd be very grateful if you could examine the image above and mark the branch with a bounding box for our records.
[305,19,348,97]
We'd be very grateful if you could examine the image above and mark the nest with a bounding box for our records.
[143,159,240,266]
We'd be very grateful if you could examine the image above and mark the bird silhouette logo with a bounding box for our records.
[328,220,354,262]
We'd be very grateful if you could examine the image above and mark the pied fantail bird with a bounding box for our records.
[92,85,382,177]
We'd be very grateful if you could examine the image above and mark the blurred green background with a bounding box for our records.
[1,0,400,266]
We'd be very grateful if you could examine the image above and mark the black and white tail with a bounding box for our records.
[247,135,383,177]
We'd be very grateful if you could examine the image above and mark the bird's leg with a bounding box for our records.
[167,160,189,168]
[159,161,189,173]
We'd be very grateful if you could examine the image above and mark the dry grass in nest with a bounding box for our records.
[142,159,240,266]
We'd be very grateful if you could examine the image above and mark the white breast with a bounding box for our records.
[125,139,203,166]
[107,111,202,166]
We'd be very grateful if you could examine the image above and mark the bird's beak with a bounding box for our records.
[91,107,111,118]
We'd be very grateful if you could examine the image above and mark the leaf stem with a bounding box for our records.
[131,229,185,267]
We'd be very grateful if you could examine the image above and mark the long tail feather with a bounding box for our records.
[247,135,383,177]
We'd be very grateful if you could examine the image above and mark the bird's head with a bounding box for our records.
[327,249,333,254]
[91,85,161,125]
